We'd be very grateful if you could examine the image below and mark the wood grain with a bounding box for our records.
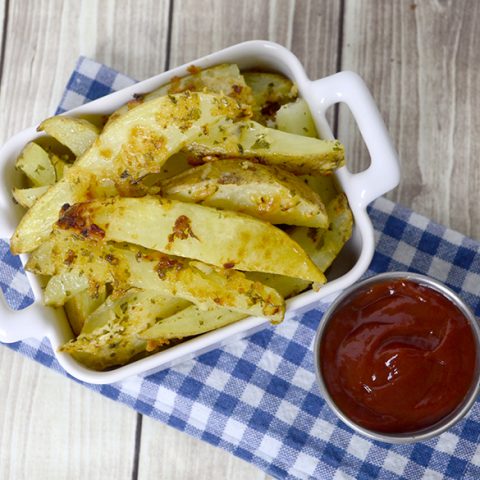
[339,0,480,238]
[169,0,341,77]
[138,418,266,480]
[0,347,136,479]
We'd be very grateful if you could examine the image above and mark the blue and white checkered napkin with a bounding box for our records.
[2,57,480,480]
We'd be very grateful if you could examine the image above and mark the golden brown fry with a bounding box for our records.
[186,119,344,175]
[161,159,328,227]
[28,230,285,321]
[56,196,326,283]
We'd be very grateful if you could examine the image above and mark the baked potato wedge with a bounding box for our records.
[61,290,189,370]
[28,231,285,322]
[243,72,297,125]
[38,116,100,157]
[287,193,353,272]
[109,64,253,123]
[276,98,317,138]
[140,304,245,342]
[15,142,56,187]
[186,119,344,175]
[37,115,100,157]
[56,196,326,283]
[161,159,328,227]
[64,286,107,335]
[12,185,49,209]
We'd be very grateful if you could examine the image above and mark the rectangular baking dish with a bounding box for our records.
[0,41,400,384]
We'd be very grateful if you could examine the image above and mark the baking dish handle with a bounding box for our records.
[0,298,56,343]
[0,250,54,343]
[307,71,400,208]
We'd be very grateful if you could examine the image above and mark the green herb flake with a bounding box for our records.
[251,135,271,150]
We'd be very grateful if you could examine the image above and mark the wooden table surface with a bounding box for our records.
[1,1,479,478]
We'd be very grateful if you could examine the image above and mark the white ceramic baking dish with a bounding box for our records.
[0,41,400,384]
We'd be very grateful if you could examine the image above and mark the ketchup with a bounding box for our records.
[320,278,477,433]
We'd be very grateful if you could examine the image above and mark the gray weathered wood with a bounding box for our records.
[138,418,267,480]
[0,347,136,479]
[340,0,480,239]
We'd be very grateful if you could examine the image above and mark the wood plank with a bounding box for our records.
[138,2,342,479]
[0,0,169,478]
[0,0,170,141]
[0,347,136,479]
[169,0,340,79]
[339,0,480,239]
[138,418,266,480]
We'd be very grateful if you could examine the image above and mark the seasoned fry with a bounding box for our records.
[55,196,326,283]
[12,185,49,209]
[140,305,245,341]
[28,231,285,321]
[38,117,100,157]
[161,159,328,227]
[287,193,353,272]
[15,142,56,187]
[44,270,91,306]
[186,119,344,175]
[109,64,253,123]
[11,92,248,254]
[64,287,107,335]
[243,72,297,125]
[276,98,317,138]
[61,290,189,370]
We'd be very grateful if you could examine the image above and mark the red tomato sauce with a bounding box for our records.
[320,278,477,433]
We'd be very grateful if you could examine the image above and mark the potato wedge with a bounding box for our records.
[287,193,353,272]
[243,72,297,125]
[276,98,317,138]
[140,305,245,341]
[81,290,190,335]
[109,64,253,123]
[12,185,49,209]
[38,117,100,157]
[15,142,56,187]
[142,265,313,344]
[50,154,71,181]
[142,264,314,344]
[246,271,310,300]
[11,92,248,254]
[162,159,328,227]
[28,232,285,321]
[44,270,90,306]
[186,119,344,175]
[64,286,107,335]
[56,196,326,283]
[299,174,339,206]
[61,290,188,370]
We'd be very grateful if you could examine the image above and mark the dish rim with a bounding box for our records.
[0,40,400,383]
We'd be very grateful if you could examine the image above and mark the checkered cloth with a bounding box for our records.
[2,57,480,480]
